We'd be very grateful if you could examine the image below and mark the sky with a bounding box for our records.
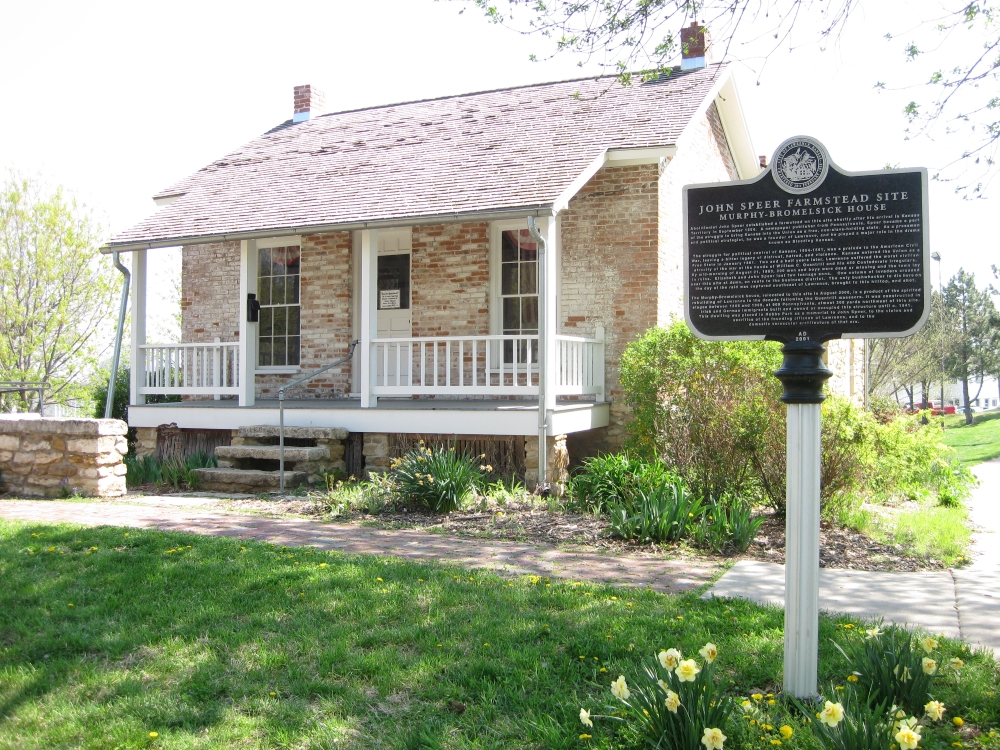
[1,0,996,339]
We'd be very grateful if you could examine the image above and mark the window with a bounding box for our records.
[257,245,300,366]
[500,229,538,362]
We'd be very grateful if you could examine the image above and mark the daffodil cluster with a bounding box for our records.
[390,444,486,512]
[579,644,733,750]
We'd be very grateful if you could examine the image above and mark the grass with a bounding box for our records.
[941,410,1000,466]
[858,499,974,567]
[2,521,998,749]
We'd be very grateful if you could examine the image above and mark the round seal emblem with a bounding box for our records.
[770,136,829,194]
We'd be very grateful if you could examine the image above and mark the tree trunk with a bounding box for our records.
[962,377,973,425]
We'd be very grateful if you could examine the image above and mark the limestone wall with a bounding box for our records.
[0,416,128,497]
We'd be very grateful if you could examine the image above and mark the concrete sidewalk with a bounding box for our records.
[708,459,1000,656]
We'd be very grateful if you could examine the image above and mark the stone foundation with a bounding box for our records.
[362,432,391,476]
[0,415,128,497]
[524,433,569,494]
[135,427,158,458]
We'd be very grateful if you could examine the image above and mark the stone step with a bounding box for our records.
[192,468,308,492]
[237,425,348,441]
[216,445,329,462]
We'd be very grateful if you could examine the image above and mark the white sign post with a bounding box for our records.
[683,136,929,699]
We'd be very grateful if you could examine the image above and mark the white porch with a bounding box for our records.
[126,224,608,437]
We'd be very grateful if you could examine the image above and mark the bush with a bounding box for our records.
[579,643,735,750]
[606,476,703,543]
[390,444,485,513]
[569,453,681,514]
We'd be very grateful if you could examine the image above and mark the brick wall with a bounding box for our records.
[181,241,241,344]
[411,223,490,337]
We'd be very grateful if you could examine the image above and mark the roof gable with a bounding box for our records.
[109,65,732,249]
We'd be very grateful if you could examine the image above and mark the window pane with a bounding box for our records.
[501,231,519,262]
[518,230,537,262]
[273,306,286,337]
[287,336,300,366]
[519,263,537,294]
[271,276,286,306]
[272,340,286,367]
[520,297,538,331]
[258,338,272,367]
[503,298,520,330]
[257,276,271,305]
[259,307,272,336]
[287,274,299,305]
[287,306,300,336]
[501,263,518,295]
[258,249,272,278]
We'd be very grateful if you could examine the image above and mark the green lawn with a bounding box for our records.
[1,521,998,749]
[941,410,1000,465]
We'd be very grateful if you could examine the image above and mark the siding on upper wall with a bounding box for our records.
[658,102,740,327]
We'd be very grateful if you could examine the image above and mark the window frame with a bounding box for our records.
[254,235,302,374]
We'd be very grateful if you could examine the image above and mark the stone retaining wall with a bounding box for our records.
[0,416,128,497]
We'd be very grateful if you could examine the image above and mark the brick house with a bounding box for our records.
[105,53,864,490]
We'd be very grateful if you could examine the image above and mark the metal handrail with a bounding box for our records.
[277,340,359,491]
[0,382,48,415]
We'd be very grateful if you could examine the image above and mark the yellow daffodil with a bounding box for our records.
[925,701,946,721]
[895,725,922,750]
[579,708,593,727]
[818,701,845,728]
[742,700,753,711]
[699,643,718,664]
[611,675,630,701]
[780,726,793,739]
[665,690,681,713]
[701,727,727,750]
[948,657,964,671]
[659,648,682,671]
[922,657,938,675]
[676,659,701,682]
[919,636,939,653]
[865,627,883,639]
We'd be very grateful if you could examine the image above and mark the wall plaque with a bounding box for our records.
[380,289,401,310]
[684,136,930,343]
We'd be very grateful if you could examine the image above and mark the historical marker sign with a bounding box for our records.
[684,136,930,343]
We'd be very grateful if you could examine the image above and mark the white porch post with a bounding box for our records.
[359,229,378,408]
[129,249,147,406]
[542,214,559,414]
[238,240,257,407]
[594,324,606,402]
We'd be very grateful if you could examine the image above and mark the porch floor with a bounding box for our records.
[128,398,610,436]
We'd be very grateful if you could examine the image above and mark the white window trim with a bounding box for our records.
[254,235,303,372]
[489,218,558,337]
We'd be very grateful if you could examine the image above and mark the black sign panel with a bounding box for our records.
[684,136,929,343]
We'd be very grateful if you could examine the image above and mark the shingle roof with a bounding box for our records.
[108,65,729,249]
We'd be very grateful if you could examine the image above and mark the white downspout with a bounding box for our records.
[526,217,548,492]
[105,252,131,419]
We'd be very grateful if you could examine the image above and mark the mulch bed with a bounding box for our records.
[210,493,943,572]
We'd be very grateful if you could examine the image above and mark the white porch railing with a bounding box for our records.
[139,338,241,396]
[371,331,605,399]
[554,334,605,397]
[372,335,539,395]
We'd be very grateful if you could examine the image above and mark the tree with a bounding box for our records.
[0,172,118,408]
[941,268,1000,423]
[467,0,1000,194]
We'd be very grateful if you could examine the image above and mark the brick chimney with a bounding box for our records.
[293,84,325,123]
[680,22,712,70]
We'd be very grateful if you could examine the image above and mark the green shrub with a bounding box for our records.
[607,477,703,543]
[579,644,735,750]
[391,444,485,513]
[833,625,942,717]
[692,494,764,553]
[569,453,680,514]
